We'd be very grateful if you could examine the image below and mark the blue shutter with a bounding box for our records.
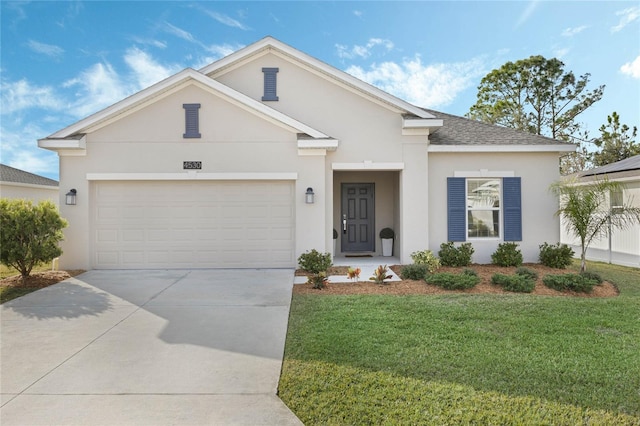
[262,68,279,101]
[503,177,522,241]
[447,177,466,242]
[183,103,201,138]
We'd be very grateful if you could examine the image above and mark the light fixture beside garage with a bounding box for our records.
[65,189,77,205]
[305,187,315,204]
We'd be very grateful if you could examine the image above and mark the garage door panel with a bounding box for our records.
[93,181,295,269]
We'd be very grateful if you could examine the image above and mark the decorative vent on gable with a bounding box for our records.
[183,103,201,138]
[262,68,279,101]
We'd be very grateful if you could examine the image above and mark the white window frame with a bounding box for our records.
[466,178,502,240]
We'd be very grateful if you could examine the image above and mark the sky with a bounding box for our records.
[1,1,639,181]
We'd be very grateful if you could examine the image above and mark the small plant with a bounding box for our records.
[307,272,329,289]
[462,268,477,277]
[379,228,395,239]
[410,250,441,273]
[438,242,475,267]
[515,267,538,281]
[491,242,523,267]
[539,242,574,269]
[543,273,598,293]
[426,272,479,290]
[400,264,430,280]
[297,249,332,274]
[492,273,535,293]
[580,271,603,284]
[347,267,361,281]
[370,265,393,284]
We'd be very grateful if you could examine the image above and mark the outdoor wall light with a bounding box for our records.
[65,189,77,205]
[305,187,315,204]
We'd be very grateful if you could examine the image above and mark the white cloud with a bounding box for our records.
[163,22,196,43]
[0,120,59,178]
[612,7,639,32]
[353,10,363,18]
[336,38,394,60]
[63,62,131,117]
[561,25,588,37]
[1,79,62,114]
[620,55,640,78]
[346,55,486,108]
[131,36,167,49]
[204,10,250,30]
[26,40,65,58]
[515,1,539,28]
[553,47,570,59]
[124,47,177,89]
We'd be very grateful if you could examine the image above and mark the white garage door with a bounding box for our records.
[92,181,295,269]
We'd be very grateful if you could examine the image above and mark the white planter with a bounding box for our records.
[381,238,393,256]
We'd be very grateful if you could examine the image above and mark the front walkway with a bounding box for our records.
[1,269,302,425]
[294,255,402,284]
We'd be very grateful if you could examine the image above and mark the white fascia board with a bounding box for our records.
[297,138,339,151]
[403,118,443,129]
[87,172,298,181]
[38,135,87,152]
[428,144,577,153]
[47,67,329,140]
[200,36,435,119]
[332,161,405,171]
[454,170,515,178]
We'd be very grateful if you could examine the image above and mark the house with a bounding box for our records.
[0,164,59,207]
[560,155,640,267]
[38,37,575,270]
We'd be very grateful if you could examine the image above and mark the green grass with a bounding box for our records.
[279,260,640,425]
[0,263,55,304]
[0,262,52,279]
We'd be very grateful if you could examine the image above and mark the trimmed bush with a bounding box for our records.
[492,273,535,293]
[400,264,430,280]
[298,249,332,274]
[543,273,598,293]
[462,268,478,277]
[539,242,574,269]
[491,243,523,267]
[515,267,538,281]
[307,272,328,289]
[426,272,480,290]
[580,271,603,284]
[438,242,474,267]
[410,250,441,273]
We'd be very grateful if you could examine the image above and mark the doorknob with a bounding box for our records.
[342,214,347,233]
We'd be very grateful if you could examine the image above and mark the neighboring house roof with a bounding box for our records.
[580,155,640,177]
[0,164,58,187]
[423,109,575,148]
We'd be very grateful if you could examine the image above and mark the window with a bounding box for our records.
[611,189,624,214]
[262,68,279,101]
[447,177,521,242]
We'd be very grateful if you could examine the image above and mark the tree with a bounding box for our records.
[0,199,67,281]
[592,111,639,167]
[468,55,605,174]
[550,178,640,272]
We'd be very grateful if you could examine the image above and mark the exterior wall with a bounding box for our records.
[0,183,59,207]
[561,179,640,268]
[428,152,562,264]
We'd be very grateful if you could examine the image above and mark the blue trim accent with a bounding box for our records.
[503,177,522,241]
[447,177,466,242]
[183,103,201,138]
[262,68,279,101]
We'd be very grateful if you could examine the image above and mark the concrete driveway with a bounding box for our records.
[1,269,302,425]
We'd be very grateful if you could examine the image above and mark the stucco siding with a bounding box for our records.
[428,152,562,263]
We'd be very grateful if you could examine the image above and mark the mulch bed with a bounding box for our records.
[293,264,619,297]
[1,270,85,289]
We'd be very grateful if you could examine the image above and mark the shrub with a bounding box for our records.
[515,267,538,281]
[369,265,393,284]
[410,250,441,273]
[438,242,474,267]
[539,242,574,269]
[492,273,535,293]
[426,272,480,290]
[543,273,598,293]
[580,271,603,284]
[307,272,328,289]
[491,242,523,267]
[400,264,430,280]
[379,228,395,239]
[462,268,478,277]
[0,199,67,280]
[298,249,332,274]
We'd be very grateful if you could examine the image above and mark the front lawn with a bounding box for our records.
[279,260,640,425]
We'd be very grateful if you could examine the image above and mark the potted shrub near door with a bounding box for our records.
[380,227,395,256]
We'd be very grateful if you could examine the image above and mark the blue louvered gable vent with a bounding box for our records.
[183,103,201,138]
[447,177,467,242]
[262,68,279,101]
[503,177,522,241]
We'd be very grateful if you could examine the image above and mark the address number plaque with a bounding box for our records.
[183,161,202,170]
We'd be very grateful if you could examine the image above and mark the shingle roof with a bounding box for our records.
[420,108,573,146]
[579,155,640,177]
[0,164,59,187]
